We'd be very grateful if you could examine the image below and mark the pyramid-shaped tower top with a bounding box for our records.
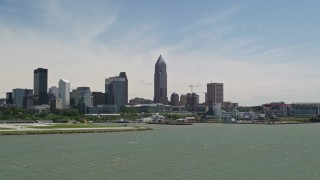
[156,55,165,64]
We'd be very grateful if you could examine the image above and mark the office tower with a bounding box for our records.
[0,98,5,105]
[207,83,224,105]
[6,92,13,104]
[186,93,199,111]
[12,89,25,108]
[50,98,63,111]
[170,93,179,106]
[59,79,70,108]
[119,72,128,104]
[48,86,59,98]
[48,86,59,102]
[70,90,80,108]
[92,92,106,106]
[154,55,167,104]
[25,93,34,108]
[205,92,208,105]
[12,88,33,108]
[70,87,92,113]
[34,68,48,105]
[105,76,126,108]
[180,94,187,106]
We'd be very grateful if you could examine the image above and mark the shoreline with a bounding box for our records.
[0,123,152,136]
[0,127,152,136]
[233,121,317,125]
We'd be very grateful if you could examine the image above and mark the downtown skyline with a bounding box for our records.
[1,0,320,106]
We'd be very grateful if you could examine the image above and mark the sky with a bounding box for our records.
[1,0,320,106]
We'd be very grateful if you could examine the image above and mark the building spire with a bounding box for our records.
[157,54,165,63]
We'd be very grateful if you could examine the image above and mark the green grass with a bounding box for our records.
[29,123,122,129]
[277,117,309,122]
[0,127,152,135]
[0,127,11,130]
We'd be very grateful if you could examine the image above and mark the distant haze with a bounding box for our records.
[1,0,320,106]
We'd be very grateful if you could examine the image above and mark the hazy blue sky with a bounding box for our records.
[1,0,320,105]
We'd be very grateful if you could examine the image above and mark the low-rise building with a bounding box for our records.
[88,105,118,114]
[263,102,289,117]
[129,97,153,105]
[222,102,239,112]
[126,104,172,113]
[290,103,320,117]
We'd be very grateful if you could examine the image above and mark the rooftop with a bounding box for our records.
[156,55,165,64]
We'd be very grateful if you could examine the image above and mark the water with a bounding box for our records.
[1,123,320,179]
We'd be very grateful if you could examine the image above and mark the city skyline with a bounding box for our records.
[1,0,320,106]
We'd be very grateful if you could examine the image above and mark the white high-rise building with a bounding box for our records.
[59,79,70,108]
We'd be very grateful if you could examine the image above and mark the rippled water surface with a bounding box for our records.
[1,123,320,179]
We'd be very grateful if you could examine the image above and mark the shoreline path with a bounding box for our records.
[0,123,140,132]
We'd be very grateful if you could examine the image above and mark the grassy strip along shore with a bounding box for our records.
[0,124,152,136]
[28,123,121,129]
[0,127,152,135]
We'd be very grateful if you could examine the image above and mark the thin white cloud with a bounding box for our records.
[178,5,239,33]
[34,0,117,42]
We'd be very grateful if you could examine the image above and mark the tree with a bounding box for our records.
[120,108,138,120]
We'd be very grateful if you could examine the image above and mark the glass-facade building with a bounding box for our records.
[6,92,13,104]
[105,76,126,108]
[119,72,128,104]
[34,68,48,105]
[59,79,70,108]
[12,88,33,108]
[70,87,92,113]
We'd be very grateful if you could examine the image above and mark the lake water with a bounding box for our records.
[1,123,320,180]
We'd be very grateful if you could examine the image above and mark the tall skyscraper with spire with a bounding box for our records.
[154,55,168,104]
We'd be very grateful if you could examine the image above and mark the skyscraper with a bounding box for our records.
[170,92,179,106]
[70,87,93,113]
[6,92,13,104]
[48,86,59,98]
[48,86,59,101]
[34,68,48,105]
[105,76,126,108]
[186,93,199,112]
[59,79,70,108]
[180,94,187,106]
[154,55,167,104]
[207,83,224,105]
[92,92,106,106]
[12,88,33,108]
[119,72,128,104]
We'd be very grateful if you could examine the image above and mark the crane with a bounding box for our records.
[189,84,202,94]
